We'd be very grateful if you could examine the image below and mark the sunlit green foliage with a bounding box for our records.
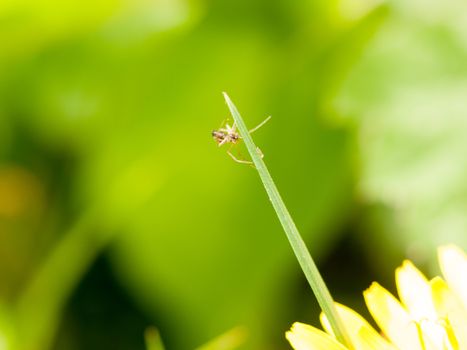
[0,0,465,349]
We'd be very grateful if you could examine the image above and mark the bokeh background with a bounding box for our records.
[1,0,467,349]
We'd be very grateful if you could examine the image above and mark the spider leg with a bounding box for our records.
[227,150,253,165]
[218,138,229,147]
[256,147,264,158]
[249,116,271,134]
[218,117,229,130]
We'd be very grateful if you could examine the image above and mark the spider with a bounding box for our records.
[212,116,271,164]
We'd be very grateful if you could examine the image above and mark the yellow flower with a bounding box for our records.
[286,245,467,350]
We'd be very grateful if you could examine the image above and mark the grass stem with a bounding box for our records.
[222,92,353,349]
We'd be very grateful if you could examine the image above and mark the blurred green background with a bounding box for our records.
[1,0,467,349]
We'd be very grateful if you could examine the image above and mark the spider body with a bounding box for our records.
[211,116,271,164]
[212,124,240,146]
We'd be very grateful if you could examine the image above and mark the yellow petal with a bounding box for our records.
[286,322,348,350]
[364,282,423,350]
[438,245,467,310]
[431,277,466,350]
[357,327,397,350]
[396,260,450,349]
[320,303,396,350]
[396,260,437,320]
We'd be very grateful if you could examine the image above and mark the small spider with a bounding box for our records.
[212,116,271,164]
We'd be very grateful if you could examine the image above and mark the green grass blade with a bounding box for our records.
[145,327,166,350]
[222,92,353,349]
[194,326,247,350]
[15,212,111,350]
